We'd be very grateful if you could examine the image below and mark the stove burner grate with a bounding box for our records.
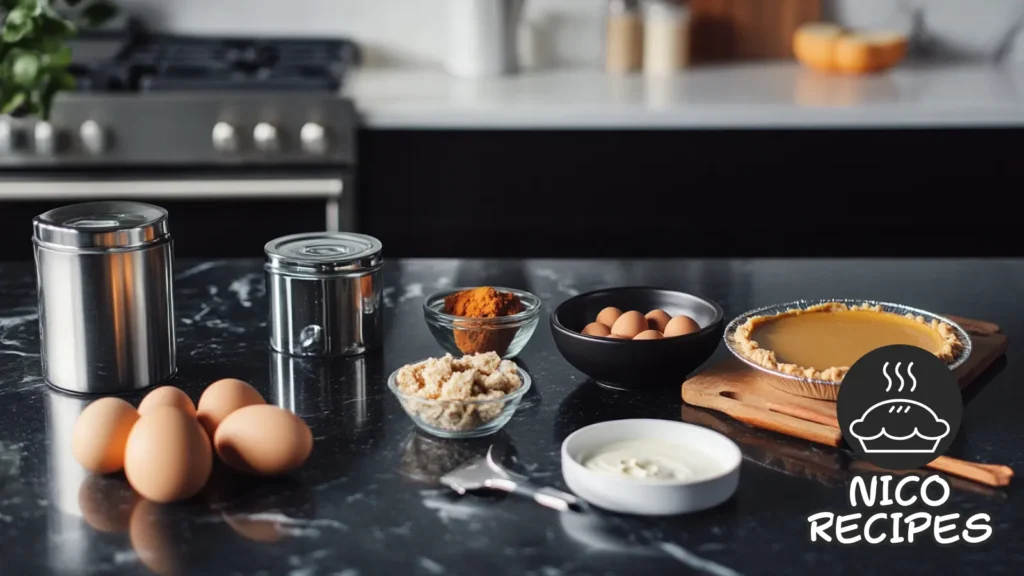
[66,32,359,93]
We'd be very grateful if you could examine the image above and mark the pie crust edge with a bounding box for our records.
[732,302,964,383]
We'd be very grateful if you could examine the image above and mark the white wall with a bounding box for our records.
[117,0,1024,66]
[117,0,608,67]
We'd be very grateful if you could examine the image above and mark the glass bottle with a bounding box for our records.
[642,0,691,75]
[606,0,643,74]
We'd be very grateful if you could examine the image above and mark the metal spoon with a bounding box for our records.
[439,445,585,512]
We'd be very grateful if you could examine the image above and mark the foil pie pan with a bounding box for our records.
[723,299,973,401]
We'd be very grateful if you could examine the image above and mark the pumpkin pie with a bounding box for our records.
[732,302,963,382]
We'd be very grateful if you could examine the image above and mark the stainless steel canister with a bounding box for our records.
[33,201,176,394]
[265,232,383,357]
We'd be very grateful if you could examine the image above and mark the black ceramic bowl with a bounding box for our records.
[550,287,725,391]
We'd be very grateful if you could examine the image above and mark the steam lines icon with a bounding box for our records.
[882,361,916,392]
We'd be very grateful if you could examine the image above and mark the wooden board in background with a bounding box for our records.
[689,0,822,62]
[681,315,1009,448]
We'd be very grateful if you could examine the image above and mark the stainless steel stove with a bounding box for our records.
[0,20,362,260]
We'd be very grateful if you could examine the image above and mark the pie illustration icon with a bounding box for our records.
[848,398,950,454]
[838,348,963,469]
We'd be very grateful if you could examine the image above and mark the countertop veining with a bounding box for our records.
[347,63,1024,129]
[0,258,1021,575]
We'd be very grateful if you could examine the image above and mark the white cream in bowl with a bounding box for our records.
[562,419,741,515]
[582,438,724,483]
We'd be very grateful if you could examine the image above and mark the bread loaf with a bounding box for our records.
[794,23,907,74]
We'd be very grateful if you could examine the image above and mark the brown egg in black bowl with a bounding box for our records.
[550,287,724,391]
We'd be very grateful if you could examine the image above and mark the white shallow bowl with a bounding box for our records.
[561,419,742,516]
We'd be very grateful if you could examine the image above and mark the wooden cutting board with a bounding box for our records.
[681,315,1008,448]
[689,0,822,62]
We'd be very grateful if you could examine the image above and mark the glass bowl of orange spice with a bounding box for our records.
[423,286,541,358]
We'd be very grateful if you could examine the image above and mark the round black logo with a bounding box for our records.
[837,345,962,470]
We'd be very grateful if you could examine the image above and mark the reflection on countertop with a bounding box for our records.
[399,430,521,485]
[268,349,385,431]
[0,257,1020,575]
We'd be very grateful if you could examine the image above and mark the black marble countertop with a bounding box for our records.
[0,258,1021,575]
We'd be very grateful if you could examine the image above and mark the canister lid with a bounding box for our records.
[33,201,170,250]
[264,232,383,275]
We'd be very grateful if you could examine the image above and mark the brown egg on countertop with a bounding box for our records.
[214,405,313,476]
[124,406,213,503]
[633,329,664,340]
[595,307,623,328]
[611,310,647,338]
[582,322,611,337]
[72,397,140,475]
[664,315,701,337]
[196,378,265,437]
[138,386,196,417]
[645,310,672,332]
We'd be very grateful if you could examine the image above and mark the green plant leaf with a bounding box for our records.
[42,45,72,68]
[53,69,75,89]
[15,0,40,11]
[2,7,35,42]
[26,88,44,118]
[81,0,117,27]
[39,7,77,38]
[23,33,65,54]
[12,51,41,87]
[33,73,52,118]
[1,91,27,115]
[1,0,86,120]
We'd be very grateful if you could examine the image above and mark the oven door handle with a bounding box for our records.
[0,178,344,200]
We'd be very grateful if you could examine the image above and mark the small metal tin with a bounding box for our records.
[265,232,383,357]
[33,201,177,394]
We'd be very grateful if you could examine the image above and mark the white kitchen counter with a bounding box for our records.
[346,62,1024,129]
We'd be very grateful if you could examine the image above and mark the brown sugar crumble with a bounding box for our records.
[394,352,524,431]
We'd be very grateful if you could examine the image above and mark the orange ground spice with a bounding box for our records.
[443,287,524,355]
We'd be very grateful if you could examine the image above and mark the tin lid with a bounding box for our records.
[264,232,383,275]
[33,201,170,250]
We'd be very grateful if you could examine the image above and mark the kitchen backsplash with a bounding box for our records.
[118,0,1024,65]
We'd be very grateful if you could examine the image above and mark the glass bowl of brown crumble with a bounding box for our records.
[387,352,532,439]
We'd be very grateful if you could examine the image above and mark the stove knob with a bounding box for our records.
[79,120,106,155]
[34,121,56,155]
[0,120,12,154]
[212,122,238,153]
[253,122,279,152]
[300,122,327,155]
